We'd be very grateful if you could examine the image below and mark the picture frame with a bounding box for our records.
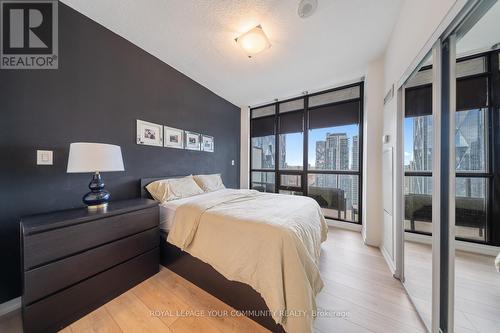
[163,126,184,149]
[136,120,163,147]
[185,131,201,151]
[201,135,214,152]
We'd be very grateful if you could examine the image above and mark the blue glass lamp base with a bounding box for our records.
[83,172,111,209]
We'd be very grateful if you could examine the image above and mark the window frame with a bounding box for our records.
[250,82,364,224]
[404,51,500,246]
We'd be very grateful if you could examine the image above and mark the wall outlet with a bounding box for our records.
[37,150,53,165]
[231,160,235,166]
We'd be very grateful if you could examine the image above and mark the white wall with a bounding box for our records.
[240,107,250,189]
[362,56,385,246]
[381,0,460,270]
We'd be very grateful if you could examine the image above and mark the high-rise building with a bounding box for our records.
[279,135,287,169]
[409,116,432,195]
[314,132,353,210]
[406,109,485,199]
[455,109,485,198]
[252,136,275,169]
[351,135,359,206]
[315,140,327,186]
[325,133,349,171]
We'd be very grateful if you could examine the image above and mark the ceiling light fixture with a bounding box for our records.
[235,25,271,58]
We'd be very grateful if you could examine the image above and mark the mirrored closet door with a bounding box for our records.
[402,51,435,331]
[452,2,500,332]
[397,1,500,332]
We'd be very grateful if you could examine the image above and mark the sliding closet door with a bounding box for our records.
[399,2,500,332]
[401,50,436,331]
[401,38,455,333]
[450,2,500,332]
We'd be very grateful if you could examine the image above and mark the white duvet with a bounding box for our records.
[166,189,328,333]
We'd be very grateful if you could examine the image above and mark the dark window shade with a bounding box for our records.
[309,101,360,129]
[279,111,304,134]
[405,76,488,117]
[251,116,275,137]
[405,85,432,118]
[456,76,488,111]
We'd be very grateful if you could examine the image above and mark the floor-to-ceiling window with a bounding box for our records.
[250,104,276,193]
[250,82,364,223]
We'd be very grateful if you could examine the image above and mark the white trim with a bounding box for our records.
[394,86,405,280]
[405,232,500,257]
[363,239,379,247]
[0,297,21,318]
[380,245,397,275]
[326,219,362,232]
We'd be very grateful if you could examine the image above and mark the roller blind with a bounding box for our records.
[309,101,360,129]
[251,116,275,137]
[279,111,303,134]
[405,76,488,117]
[456,76,488,111]
[405,85,432,117]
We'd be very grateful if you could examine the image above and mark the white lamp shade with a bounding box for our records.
[67,142,125,173]
[235,25,271,58]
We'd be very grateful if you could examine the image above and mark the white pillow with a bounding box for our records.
[194,174,225,192]
[146,176,204,202]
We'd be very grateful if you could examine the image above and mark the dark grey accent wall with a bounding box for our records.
[0,4,240,303]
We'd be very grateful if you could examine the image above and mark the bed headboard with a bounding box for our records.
[140,176,185,199]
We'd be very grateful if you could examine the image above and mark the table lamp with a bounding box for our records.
[67,142,125,209]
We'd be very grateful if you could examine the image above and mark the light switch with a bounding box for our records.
[231,160,235,166]
[37,150,53,165]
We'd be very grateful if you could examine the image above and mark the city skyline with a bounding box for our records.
[405,109,486,198]
[251,128,361,222]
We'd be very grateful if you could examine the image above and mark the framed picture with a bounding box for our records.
[136,120,163,147]
[163,126,184,149]
[201,135,214,152]
[185,131,201,151]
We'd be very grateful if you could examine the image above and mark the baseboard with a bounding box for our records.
[326,219,362,232]
[0,297,21,318]
[363,237,380,247]
[380,245,396,275]
[405,232,500,257]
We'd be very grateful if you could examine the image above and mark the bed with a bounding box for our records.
[140,177,328,333]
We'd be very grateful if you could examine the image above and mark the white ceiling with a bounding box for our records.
[61,0,402,107]
[458,1,500,55]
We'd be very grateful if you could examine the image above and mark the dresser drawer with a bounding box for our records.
[23,206,158,270]
[23,248,159,333]
[24,227,159,305]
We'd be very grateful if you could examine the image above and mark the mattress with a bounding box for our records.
[159,189,232,231]
[166,188,328,333]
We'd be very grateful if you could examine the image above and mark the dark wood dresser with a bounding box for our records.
[20,198,159,333]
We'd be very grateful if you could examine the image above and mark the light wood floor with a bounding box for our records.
[405,240,500,333]
[0,227,426,333]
